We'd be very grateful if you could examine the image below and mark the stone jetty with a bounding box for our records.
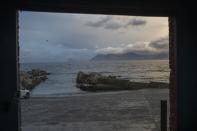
[76,71,168,92]
[20,69,50,90]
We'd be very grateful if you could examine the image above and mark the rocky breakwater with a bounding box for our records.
[20,69,50,90]
[76,71,169,92]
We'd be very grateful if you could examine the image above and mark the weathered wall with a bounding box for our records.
[169,17,177,131]
[0,9,20,131]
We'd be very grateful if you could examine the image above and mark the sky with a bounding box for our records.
[19,11,169,63]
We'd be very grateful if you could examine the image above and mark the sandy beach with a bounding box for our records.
[21,88,169,131]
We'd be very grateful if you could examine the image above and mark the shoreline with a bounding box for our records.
[30,87,169,98]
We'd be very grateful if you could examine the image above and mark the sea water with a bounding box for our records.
[20,60,169,96]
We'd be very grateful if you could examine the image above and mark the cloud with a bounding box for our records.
[127,18,147,26]
[104,22,122,30]
[149,37,169,50]
[96,37,169,55]
[96,41,149,55]
[96,46,124,54]
[85,16,147,30]
[85,16,112,28]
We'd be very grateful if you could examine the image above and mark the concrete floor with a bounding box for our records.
[21,89,169,131]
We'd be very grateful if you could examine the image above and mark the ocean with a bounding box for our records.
[20,60,169,97]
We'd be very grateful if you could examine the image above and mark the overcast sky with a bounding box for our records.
[19,11,169,63]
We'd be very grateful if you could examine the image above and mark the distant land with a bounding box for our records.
[91,52,169,60]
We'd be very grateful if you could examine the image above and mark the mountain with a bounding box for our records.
[91,52,168,61]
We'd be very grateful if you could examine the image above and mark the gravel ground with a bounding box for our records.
[21,89,169,131]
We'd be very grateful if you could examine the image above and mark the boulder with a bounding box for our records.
[77,72,102,84]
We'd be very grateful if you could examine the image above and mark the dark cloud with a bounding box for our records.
[127,18,147,26]
[104,22,122,30]
[85,16,111,28]
[149,37,169,50]
[86,17,147,30]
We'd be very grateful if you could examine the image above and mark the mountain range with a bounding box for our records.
[91,52,168,60]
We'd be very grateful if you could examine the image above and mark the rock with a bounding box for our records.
[20,69,50,90]
[27,69,50,76]
[76,72,169,92]
[77,72,102,85]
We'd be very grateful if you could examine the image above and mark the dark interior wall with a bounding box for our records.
[17,0,175,16]
[0,9,20,131]
[176,4,197,130]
